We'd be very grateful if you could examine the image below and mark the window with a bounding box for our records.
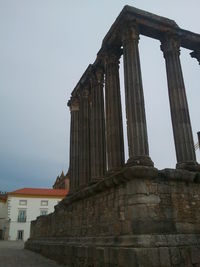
[18,210,26,222]
[40,209,48,216]
[19,200,27,206]
[41,200,48,206]
[0,230,3,240]
[17,230,24,240]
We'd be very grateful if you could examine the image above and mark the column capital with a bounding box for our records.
[122,22,139,43]
[68,96,79,111]
[160,34,180,57]
[95,67,104,83]
[81,88,90,98]
[103,46,122,68]
[90,67,104,87]
[190,50,200,65]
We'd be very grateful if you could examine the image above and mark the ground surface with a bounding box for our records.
[0,241,65,267]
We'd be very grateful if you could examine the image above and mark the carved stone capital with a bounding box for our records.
[69,97,79,111]
[103,46,122,68]
[90,67,104,87]
[95,67,104,84]
[190,50,200,65]
[122,23,139,43]
[81,87,90,98]
[160,34,180,57]
[105,53,120,66]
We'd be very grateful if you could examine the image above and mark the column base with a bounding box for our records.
[126,155,154,167]
[106,166,124,177]
[89,177,104,185]
[176,161,200,172]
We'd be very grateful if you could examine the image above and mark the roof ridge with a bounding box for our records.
[8,188,68,196]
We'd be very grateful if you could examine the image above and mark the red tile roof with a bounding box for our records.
[9,188,68,197]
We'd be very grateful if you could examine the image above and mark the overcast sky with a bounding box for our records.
[0,0,199,192]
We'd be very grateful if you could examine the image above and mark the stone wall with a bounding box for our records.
[25,167,200,266]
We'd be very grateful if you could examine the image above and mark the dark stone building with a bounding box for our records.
[25,6,200,266]
[53,171,70,190]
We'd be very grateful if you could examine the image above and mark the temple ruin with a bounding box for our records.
[26,6,200,266]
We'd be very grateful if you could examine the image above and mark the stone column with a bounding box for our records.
[79,87,91,186]
[90,67,106,181]
[190,50,200,64]
[122,24,153,167]
[104,48,125,172]
[68,97,80,193]
[161,34,199,170]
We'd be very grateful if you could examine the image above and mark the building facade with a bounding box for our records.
[6,188,68,241]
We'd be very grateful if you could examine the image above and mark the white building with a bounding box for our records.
[6,188,68,241]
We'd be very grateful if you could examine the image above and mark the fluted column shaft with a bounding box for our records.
[122,25,153,166]
[161,35,197,169]
[104,49,125,172]
[90,68,106,180]
[79,88,91,186]
[69,97,80,193]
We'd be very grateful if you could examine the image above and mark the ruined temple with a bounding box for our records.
[26,6,200,266]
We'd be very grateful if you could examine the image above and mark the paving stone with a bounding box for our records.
[0,241,64,267]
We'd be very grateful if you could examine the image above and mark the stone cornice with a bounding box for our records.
[71,64,93,97]
[101,5,200,51]
[55,167,200,210]
[26,234,200,248]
